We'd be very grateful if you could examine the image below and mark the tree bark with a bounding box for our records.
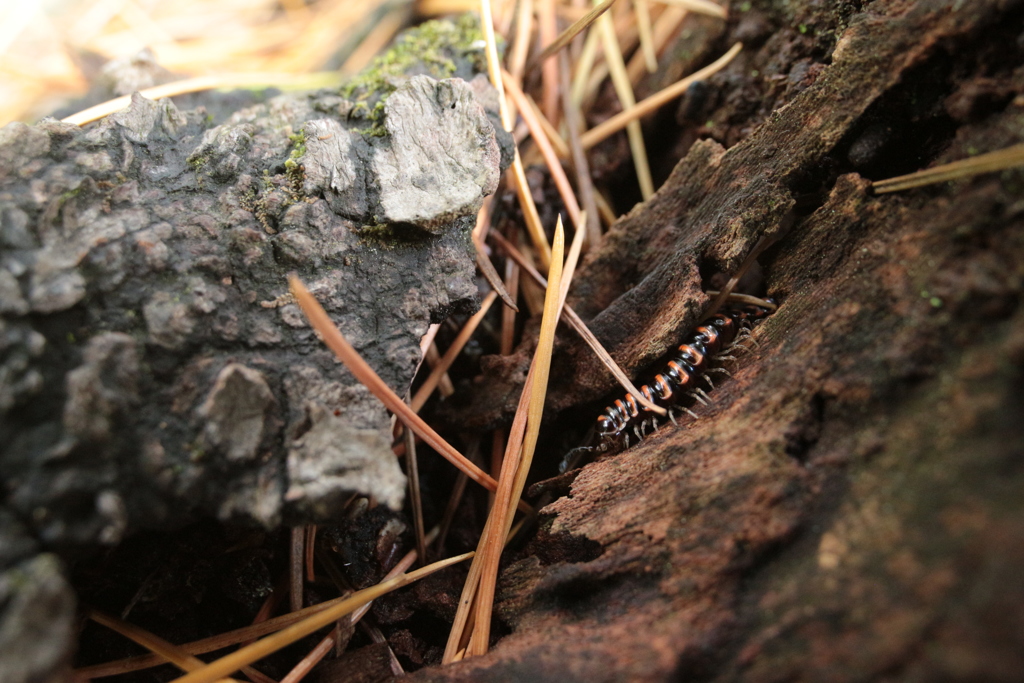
[0,20,509,683]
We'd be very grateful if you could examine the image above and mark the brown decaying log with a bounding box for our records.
[418,1,1024,680]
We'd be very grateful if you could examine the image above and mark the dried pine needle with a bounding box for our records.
[278,629,337,683]
[411,290,499,412]
[597,7,654,199]
[509,156,552,269]
[237,665,278,683]
[538,0,561,124]
[501,255,521,356]
[535,0,619,65]
[61,72,342,126]
[444,248,561,662]
[494,0,520,36]
[424,342,456,397]
[76,594,365,679]
[403,424,428,567]
[444,368,538,662]
[508,0,534,82]
[560,50,603,247]
[594,187,620,226]
[415,0,479,15]
[479,0,552,268]
[525,93,571,159]
[704,233,777,320]
[569,19,604,107]
[626,5,688,84]
[168,553,474,683]
[304,525,317,582]
[579,10,645,111]
[656,0,728,18]
[479,0,514,136]
[705,291,779,312]
[489,231,667,416]
[474,231,519,312]
[458,219,566,658]
[288,275,503,497]
[634,0,659,73]
[471,197,518,311]
[474,217,579,656]
[872,143,1024,193]
[501,70,583,229]
[580,42,742,151]
[86,610,244,683]
[557,212,588,313]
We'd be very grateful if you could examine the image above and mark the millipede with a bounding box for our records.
[561,295,777,471]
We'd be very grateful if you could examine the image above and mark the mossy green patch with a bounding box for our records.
[352,217,399,248]
[240,159,306,234]
[287,130,307,160]
[187,153,209,189]
[59,185,83,202]
[284,130,307,196]
[238,184,274,234]
[340,14,490,137]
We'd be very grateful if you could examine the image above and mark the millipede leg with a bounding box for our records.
[624,433,631,448]
[683,407,700,420]
[706,367,731,377]
[667,410,678,425]
[687,391,710,406]
[559,445,596,473]
[694,387,713,403]
[702,374,716,390]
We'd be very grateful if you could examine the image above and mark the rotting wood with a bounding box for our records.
[418,1,1024,680]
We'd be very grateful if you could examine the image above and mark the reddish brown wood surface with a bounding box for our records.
[414,1,1024,680]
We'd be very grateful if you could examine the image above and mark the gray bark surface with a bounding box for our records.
[0,18,508,680]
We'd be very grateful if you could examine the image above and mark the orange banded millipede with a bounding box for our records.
[561,298,776,472]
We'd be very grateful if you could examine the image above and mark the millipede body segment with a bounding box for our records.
[593,299,776,451]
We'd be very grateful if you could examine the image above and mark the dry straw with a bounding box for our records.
[168,553,474,683]
[872,143,1024,193]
